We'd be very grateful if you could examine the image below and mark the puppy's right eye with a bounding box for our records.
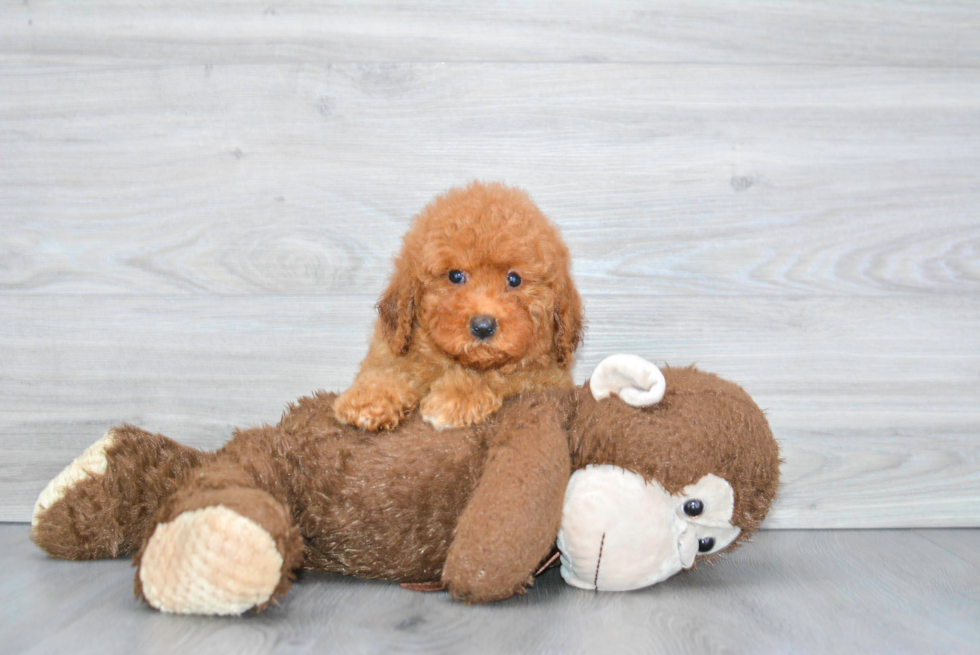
[448,270,465,284]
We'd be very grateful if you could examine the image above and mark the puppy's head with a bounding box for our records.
[378,181,583,370]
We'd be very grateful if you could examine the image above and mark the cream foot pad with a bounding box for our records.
[139,506,284,615]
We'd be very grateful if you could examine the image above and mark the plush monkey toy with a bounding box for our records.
[31,355,779,615]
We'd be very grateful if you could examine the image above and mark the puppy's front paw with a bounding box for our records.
[421,385,503,430]
[333,381,415,431]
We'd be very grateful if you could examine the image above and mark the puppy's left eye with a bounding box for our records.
[506,272,522,288]
[448,270,465,284]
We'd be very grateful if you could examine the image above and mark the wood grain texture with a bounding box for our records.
[2,294,977,527]
[3,524,978,654]
[3,1,979,67]
[3,62,979,296]
[1,1,978,529]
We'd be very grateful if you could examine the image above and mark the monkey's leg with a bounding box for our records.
[32,425,210,560]
[134,427,304,615]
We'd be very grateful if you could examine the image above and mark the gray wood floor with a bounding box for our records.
[2,524,978,654]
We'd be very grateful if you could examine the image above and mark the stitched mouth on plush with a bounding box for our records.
[556,466,742,591]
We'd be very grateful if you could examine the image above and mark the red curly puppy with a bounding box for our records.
[334,181,584,430]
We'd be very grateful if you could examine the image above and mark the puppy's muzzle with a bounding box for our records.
[469,315,497,340]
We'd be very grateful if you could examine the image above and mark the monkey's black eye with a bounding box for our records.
[506,272,522,288]
[698,537,715,553]
[683,499,704,517]
[448,270,465,284]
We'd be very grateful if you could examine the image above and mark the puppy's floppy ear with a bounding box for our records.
[552,270,584,368]
[376,256,420,355]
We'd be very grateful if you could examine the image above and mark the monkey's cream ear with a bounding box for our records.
[589,354,666,407]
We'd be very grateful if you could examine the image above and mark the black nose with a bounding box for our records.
[469,315,497,340]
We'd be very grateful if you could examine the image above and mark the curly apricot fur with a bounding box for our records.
[334,181,584,431]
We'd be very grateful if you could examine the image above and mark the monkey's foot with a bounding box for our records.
[138,505,285,615]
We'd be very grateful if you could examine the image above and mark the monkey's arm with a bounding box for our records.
[441,391,572,603]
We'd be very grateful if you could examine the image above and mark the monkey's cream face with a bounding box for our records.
[556,466,741,592]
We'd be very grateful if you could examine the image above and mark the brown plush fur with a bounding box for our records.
[31,425,210,561]
[32,365,779,610]
[572,366,782,559]
[334,181,584,431]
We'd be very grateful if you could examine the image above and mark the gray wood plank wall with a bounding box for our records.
[2,0,978,527]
